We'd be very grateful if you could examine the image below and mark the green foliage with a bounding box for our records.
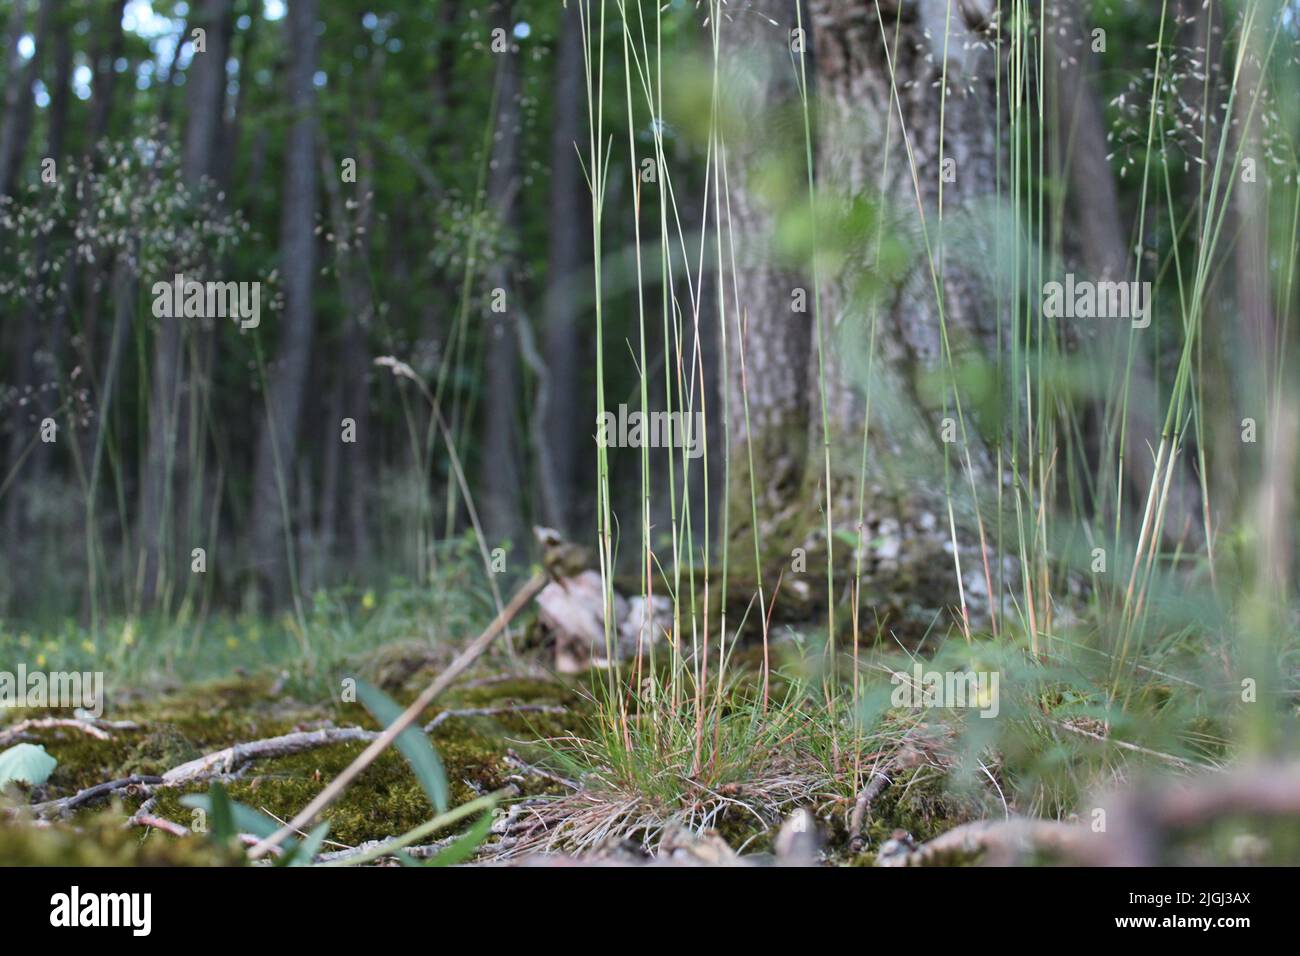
[182,782,326,866]
[0,743,58,790]
[355,679,449,813]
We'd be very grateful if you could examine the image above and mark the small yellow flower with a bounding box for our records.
[81,640,96,655]
[361,590,376,611]
[36,653,46,667]
[226,636,240,650]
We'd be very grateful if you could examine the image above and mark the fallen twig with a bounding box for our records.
[1054,719,1211,771]
[238,833,283,857]
[27,775,162,820]
[249,572,547,859]
[313,833,461,865]
[424,704,567,732]
[878,817,1091,866]
[847,770,893,854]
[318,790,510,867]
[503,750,580,790]
[882,762,1300,866]
[160,727,381,786]
[128,796,158,821]
[129,814,191,838]
[0,718,114,746]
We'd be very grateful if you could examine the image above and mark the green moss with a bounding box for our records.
[444,676,578,709]
[151,746,439,847]
[119,725,201,777]
[144,716,571,847]
[711,808,777,855]
[353,640,442,691]
[857,762,986,853]
[1,720,149,797]
[128,674,585,848]
[0,810,238,866]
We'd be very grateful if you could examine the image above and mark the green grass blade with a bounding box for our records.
[356,679,449,813]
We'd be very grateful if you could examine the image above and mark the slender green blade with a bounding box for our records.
[425,811,494,867]
[356,679,449,813]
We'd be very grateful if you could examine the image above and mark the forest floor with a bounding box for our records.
[2,579,1295,866]
[0,600,990,866]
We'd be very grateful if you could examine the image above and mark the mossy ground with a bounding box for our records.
[1,633,991,865]
[0,664,591,863]
[0,810,241,866]
[11,584,1239,867]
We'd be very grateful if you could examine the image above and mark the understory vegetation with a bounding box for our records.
[2,0,1299,867]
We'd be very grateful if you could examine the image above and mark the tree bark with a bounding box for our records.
[0,0,53,197]
[718,0,813,549]
[0,0,51,494]
[67,0,126,389]
[720,0,1004,631]
[479,0,526,553]
[249,0,319,604]
[2,4,69,584]
[538,0,590,534]
[319,59,378,573]
[138,0,234,607]
[1048,0,1203,547]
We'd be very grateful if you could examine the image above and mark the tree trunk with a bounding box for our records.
[479,0,526,554]
[249,0,319,605]
[2,4,68,586]
[319,104,376,574]
[537,0,589,534]
[0,0,53,197]
[138,0,234,607]
[718,0,813,549]
[69,0,127,486]
[1,0,25,89]
[1048,0,1202,547]
[721,0,1006,634]
[0,0,50,493]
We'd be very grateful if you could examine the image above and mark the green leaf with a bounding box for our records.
[425,811,494,867]
[181,784,282,845]
[206,783,234,843]
[230,803,283,840]
[0,743,57,789]
[356,679,449,813]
